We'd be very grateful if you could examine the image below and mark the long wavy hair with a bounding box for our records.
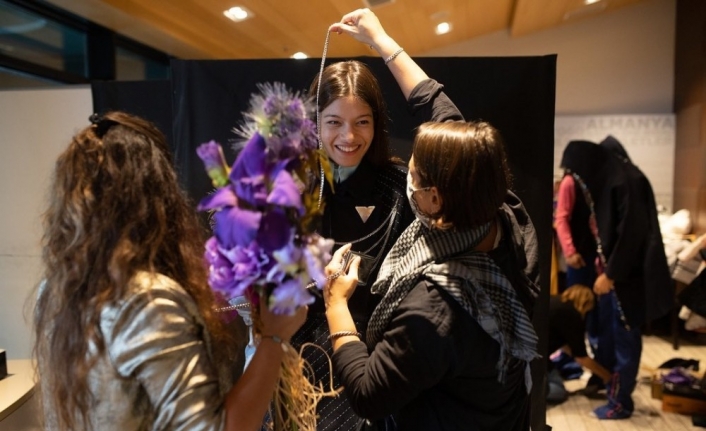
[34,111,235,430]
[309,60,396,167]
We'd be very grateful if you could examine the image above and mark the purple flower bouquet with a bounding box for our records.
[197,82,334,315]
[196,82,336,430]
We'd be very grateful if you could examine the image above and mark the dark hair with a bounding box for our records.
[412,121,511,229]
[309,60,393,167]
[34,111,235,430]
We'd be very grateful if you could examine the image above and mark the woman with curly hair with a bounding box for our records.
[33,111,305,431]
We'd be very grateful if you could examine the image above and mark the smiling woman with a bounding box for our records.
[286,8,465,431]
[319,95,374,168]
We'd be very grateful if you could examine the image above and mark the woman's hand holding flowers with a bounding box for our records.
[259,302,307,344]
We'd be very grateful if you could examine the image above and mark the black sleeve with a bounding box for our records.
[332,282,457,420]
[407,79,464,123]
[605,181,648,281]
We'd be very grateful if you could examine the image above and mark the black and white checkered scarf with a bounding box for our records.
[368,218,539,391]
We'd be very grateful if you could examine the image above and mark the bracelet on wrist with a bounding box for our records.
[328,330,362,341]
[384,47,405,65]
[260,334,289,352]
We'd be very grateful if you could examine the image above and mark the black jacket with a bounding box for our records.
[333,193,539,431]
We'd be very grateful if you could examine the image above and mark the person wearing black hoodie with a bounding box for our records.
[559,138,671,419]
[598,135,673,327]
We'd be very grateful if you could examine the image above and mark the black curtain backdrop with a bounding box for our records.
[91,80,174,153]
[92,55,556,431]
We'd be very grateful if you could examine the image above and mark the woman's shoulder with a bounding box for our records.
[129,271,188,295]
[102,272,200,332]
[395,279,459,332]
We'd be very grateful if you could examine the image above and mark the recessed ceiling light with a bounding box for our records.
[435,22,452,35]
[584,0,601,4]
[291,52,308,59]
[224,6,252,22]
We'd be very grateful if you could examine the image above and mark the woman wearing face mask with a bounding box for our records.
[323,121,541,431]
[288,9,463,431]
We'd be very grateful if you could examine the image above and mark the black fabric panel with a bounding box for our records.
[91,79,174,155]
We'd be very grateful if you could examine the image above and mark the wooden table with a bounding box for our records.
[0,359,36,422]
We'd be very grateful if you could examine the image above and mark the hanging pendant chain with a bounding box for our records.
[316,28,333,209]
[570,171,631,331]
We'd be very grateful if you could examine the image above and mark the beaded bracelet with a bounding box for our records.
[384,47,405,65]
[328,330,362,341]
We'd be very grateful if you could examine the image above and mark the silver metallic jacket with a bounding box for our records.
[39,272,234,431]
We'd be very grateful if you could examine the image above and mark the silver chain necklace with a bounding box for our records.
[315,27,332,209]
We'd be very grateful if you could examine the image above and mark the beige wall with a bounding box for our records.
[0,87,92,360]
[422,0,676,116]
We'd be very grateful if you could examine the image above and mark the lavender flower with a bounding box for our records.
[303,234,335,289]
[269,279,315,315]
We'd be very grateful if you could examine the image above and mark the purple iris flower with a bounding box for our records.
[267,169,303,214]
[197,186,238,212]
[269,279,315,315]
[214,206,261,248]
[256,209,293,252]
[196,140,230,187]
[230,134,268,207]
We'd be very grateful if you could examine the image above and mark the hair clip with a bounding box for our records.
[89,113,117,138]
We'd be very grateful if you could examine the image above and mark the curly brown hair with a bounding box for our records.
[34,111,235,430]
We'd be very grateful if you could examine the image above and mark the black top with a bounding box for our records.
[334,281,530,431]
[547,296,587,358]
[332,193,540,431]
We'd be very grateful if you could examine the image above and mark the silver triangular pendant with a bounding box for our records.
[355,206,375,223]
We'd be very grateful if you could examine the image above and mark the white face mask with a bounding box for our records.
[406,173,433,228]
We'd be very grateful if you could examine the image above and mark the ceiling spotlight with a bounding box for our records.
[224,6,252,22]
[435,22,452,35]
[291,52,308,59]
[584,0,602,4]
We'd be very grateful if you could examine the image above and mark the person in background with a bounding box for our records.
[588,135,673,419]
[554,147,603,396]
[554,165,598,293]
[323,120,540,430]
[290,8,464,430]
[561,138,666,419]
[599,135,673,329]
[33,111,306,431]
[546,285,613,404]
